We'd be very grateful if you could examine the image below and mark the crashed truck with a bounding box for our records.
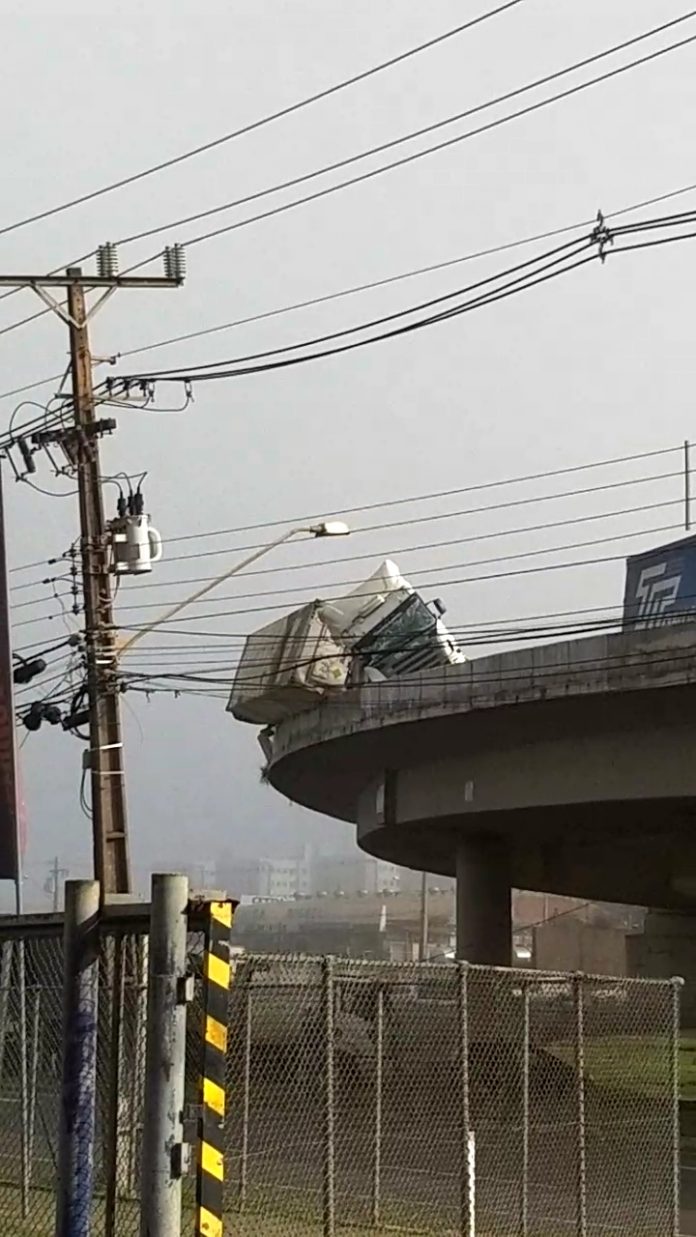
[227,558,465,753]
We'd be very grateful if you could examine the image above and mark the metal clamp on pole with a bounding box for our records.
[139,874,190,1237]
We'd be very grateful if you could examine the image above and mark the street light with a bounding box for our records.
[118,519,350,655]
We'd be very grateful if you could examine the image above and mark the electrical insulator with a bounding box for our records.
[163,244,186,284]
[109,513,163,575]
[97,243,119,279]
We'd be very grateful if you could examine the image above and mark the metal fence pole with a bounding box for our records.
[671,977,683,1237]
[323,956,336,1237]
[457,962,474,1237]
[18,939,30,1218]
[104,935,126,1237]
[55,879,101,1237]
[371,984,384,1228]
[139,873,190,1237]
[0,939,12,1084]
[521,983,530,1237]
[239,982,252,1212]
[573,976,588,1237]
[27,987,41,1193]
[129,935,149,1195]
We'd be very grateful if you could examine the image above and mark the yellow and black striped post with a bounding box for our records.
[196,899,234,1237]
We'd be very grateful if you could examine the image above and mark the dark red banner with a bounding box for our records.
[0,469,21,880]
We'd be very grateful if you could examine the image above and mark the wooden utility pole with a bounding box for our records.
[67,270,129,894]
[0,250,184,895]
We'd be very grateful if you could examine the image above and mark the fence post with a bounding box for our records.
[195,898,233,1237]
[371,983,384,1228]
[323,956,336,1237]
[27,987,41,1193]
[139,873,190,1237]
[521,982,530,1237]
[103,935,125,1237]
[457,962,474,1237]
[239,980,252,1212]
[55,879,100,1237]
[129,935,149,1195]
[671,977,683,1237]
[18,939,30,1219]
[573,975,588,1237]
[0,939,12,1083]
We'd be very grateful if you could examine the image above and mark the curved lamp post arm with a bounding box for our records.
[117,520,349,657]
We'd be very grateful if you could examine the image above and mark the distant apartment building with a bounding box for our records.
[230,847,312,899]
[313,854,400,895]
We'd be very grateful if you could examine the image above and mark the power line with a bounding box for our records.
[0,2,524,242]
[119,641,696,699]
[111,495,682,596]
[4,175,696,405]
[112,545,670,632]
[123,232,592,378]
[160,467,685,565]
[113,9,696,256]
[5,592,639,656]
[114,178,696,366]
[7,440,681,591]
[120,445,686,547]
[120,18,696,258]
[119,220,696,385]
[111,518,683,616]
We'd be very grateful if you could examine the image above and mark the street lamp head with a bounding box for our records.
[308,520,350,538]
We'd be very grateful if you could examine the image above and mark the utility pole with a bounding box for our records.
[0,249,184,895]
[67,270,129,895]
[46,855,68,913]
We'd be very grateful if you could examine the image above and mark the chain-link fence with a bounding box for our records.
[0,912,204,1237]
[197,957,680,1237]
[0,920,681,1237]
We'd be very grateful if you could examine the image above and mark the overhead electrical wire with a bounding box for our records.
[5,439,682,589]
[0,11,692,370]
[156,442,682,544]
[118,642,696,702]
[111,518,684,617]
[112,495,684,597]
[114,177,696,366]
[3,173,696,406]
[124,233,593,378]
[0,2,524,242]
[112,545,676,632]
[117,219,696,386]
[0,2,681,359]
[113,10,696,255]
[157,467,686,565]
[3,593,648,657]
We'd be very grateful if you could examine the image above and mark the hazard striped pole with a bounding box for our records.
[196,900,233,1237]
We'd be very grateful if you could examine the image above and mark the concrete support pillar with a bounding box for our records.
[456,837,511,965]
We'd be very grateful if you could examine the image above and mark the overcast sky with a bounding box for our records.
[1,0,694,905]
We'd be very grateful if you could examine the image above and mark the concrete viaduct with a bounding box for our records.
[263,624,696,965]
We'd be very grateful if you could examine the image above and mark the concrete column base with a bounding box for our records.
[627,910,696,1025]
[455,836,511,965]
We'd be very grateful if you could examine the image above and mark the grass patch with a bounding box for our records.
[547,1034,696,1100]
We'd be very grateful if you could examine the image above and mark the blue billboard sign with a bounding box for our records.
[623,535,696,630]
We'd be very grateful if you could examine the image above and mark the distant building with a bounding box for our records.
[227,847,312,899]
[313,854,400,896]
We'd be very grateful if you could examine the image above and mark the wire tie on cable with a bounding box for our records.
[590,208,613,264]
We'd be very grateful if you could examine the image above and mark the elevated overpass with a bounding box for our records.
[264,624,696,964]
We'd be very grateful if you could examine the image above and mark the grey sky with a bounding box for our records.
[1,1,694,903]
